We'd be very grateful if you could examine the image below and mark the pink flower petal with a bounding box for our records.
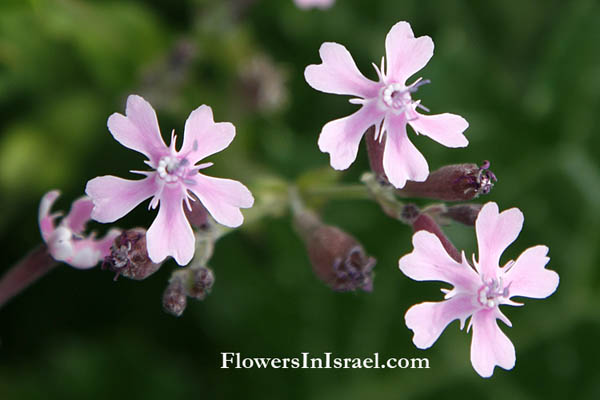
[63,197,94,234]
[504,245,559,299]
[385,21,434,84]
[382,113,429,188]
[39,190,60,242]
[409,112,469,148]
[318,100,383,170]
[86,175,159,223]
[69,228,120,269]
[405,295,478,349]
[470,309,516,378]
[475,202,524,279]
[146,186,195,265]
[180,105,235,165]
[189,173,254,228]
[305,42,380,98]
[399,231,480,291]
[107,95,167,164]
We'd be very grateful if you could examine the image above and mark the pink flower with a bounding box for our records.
[398,202,559,377]
[305,21,469,188]
[39,190,121,269]
[294,0,335,9]
[85,95,254,266]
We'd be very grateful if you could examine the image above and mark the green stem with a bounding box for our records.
[300,184,371,201]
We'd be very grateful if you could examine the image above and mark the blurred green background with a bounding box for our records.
[1,0,599,398]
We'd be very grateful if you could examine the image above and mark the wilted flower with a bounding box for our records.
[305,21,468,188]
[86,95,254,266]
[38,190,120,269]
[102,228,162,280]
[294,0,335,10]
[295,210,375,292]
[399,202,559,377]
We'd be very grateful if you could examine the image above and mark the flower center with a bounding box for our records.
[477,277,510,309]
[381,78,431,116]
[382,83,412,110]
[156,156,188,183]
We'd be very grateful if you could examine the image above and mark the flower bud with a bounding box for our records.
[396,161,497,202]
[162,271,187,317]
[295,211,376,292]
[442,204,484,226]
[412,212,461,262]
[187,266,214,300]
[102,229,162,280]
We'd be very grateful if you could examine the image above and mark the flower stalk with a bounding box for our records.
[0,245,58,309]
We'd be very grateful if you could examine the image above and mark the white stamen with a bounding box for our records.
[156,155,188,183]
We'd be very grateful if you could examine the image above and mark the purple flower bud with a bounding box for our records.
[295,211,376,292]
[412,213,461,262]
[162,272,187,317]
[187,266,214,300]
[102,229,162,281]
[442,204,484,226]
[396,161,497,202]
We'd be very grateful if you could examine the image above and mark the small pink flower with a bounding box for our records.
[305,21,469,188]
[39,190,121,269]
[399,202,559,377]
[294,0,335,9]
[86,95,254,266]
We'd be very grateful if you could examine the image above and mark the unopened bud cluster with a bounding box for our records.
[162,265,215,317]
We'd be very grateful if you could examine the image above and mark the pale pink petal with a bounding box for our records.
[476,202,524,279]
[66,229,120,270]
[146,186,195,265]
[408,112,469,148]
[107,95,167,164]
[62,197,94,234]
[294,0,335,9]
[47,226,74,263]
[504,245,559,299]
[399,231,480,291]
[180,105,235,165]
[189,173,254,228]
[318,101,383,170]
[86,175,159,223]
[39,190,60,242]
[96,228,122,257]
[470,309,516,378]
[385,21,434,84]
[67,243,100,269]
[405,295,478,349]
[382,113,429,188]
[305,42,380,98]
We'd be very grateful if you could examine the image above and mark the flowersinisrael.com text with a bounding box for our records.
[221,352,430,369]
